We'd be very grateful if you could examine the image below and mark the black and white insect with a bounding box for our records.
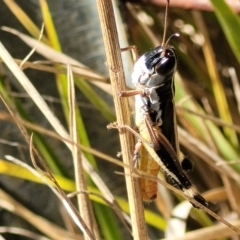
[120,0,208,207]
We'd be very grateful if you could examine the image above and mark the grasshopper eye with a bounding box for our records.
[155,49,176,76]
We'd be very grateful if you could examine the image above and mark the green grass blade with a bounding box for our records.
[75,78,115,122]
[211,0,240,64]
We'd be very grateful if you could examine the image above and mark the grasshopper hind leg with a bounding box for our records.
[164,171,208,208]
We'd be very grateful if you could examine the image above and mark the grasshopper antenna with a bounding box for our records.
[161,0,170,47]
[165,33,179,48]
[160,0,179,56]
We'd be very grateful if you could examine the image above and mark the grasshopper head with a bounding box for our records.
[155,47,176,76]
[131,44,177,89]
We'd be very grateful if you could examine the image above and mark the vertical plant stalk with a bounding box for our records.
[96,0,148,239]
[68,67,100,239]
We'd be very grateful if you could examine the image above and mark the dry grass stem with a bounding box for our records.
[1,26,108,83]
[0,189,83,240]
[68,66,100,239]
[29,137,95,239]
[0,41,109,240]
[96,0,147,239]
[0,226,49,240]
[19,23,45,68]
[229,67,240,114]
[0,111,127,169]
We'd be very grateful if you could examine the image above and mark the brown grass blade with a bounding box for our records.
[68,66,100,239]
[1,26,108,83]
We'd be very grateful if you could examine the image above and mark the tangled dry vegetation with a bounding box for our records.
[0,0,240,239]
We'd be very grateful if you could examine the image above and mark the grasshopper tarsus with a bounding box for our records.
[121,45,139,62]
[106,122,116,130]
[106,122,122,132]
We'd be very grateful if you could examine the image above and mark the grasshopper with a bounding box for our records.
[120,0,208,207]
